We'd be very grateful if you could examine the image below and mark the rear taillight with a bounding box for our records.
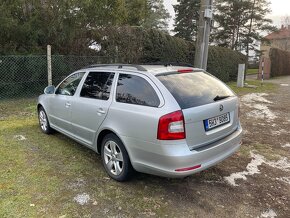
[157,110,186,140]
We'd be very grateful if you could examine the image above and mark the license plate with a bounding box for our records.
[204,113,230,131]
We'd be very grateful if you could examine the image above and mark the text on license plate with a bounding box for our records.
[204,113,230,131]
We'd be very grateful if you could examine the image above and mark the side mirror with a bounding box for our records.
[44,85,55,94]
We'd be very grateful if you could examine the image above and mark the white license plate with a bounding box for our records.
[204,113,230,131]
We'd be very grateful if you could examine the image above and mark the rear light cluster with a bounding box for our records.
[157,110,186,140]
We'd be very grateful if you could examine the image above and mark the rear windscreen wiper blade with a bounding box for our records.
[213,95,231,101]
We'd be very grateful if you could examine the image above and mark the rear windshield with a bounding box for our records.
[157,72,235,109]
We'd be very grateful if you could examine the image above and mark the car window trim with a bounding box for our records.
[115,73,163,108]
[55,71,86,96]
[79,71,115,101]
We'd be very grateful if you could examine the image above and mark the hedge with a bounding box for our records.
[0,27,247,99]
[269,48,290,77]
[96,27,246,82]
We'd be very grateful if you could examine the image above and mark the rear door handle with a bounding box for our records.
[97,108,106,115]
[65,102,71,108]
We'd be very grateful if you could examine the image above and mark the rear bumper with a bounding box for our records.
[125,124,242,178]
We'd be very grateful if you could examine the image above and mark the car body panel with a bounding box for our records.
[183,96,239,150]
[38,65,243,178]
[128,124,242,177]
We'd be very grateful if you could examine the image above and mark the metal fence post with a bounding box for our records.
[47,45,52,86]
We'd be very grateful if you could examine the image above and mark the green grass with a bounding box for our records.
[227,79,277,95]
[0,99,175,217]
[0,98,37,120]
[0,81,281,217]
[246,68,258,75]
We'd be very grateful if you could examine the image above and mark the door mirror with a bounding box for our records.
[44,85,55,94]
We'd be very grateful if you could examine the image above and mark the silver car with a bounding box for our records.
[37,64,242,181]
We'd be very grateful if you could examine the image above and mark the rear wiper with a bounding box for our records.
[213,95,230,101]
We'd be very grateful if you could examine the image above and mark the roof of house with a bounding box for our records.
[265,25,290,40]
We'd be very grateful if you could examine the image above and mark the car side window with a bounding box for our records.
[80,72,115,100]
[55,72,85,96]
[116,74,160,107]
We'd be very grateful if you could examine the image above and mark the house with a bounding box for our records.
[261,25,290,58]
[258,25,290,79]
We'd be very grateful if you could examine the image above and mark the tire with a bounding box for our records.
[38,107,53,134]
[101,133,134,182]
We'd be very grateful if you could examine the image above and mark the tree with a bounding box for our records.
[244,0,276,60]
[109,0,170,30]
[173,0,200,41]
[0,0,170,55]
[213,0,253,50]
[213,0,276,60]
[144,0,171,30]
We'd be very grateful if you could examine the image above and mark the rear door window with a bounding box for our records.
[157,72,235,109]
[116,74,160,107]
[80,72,115,100]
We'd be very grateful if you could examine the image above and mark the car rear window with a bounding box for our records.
[157,72,235,109]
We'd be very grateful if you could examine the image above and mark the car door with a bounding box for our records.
[48,72,85,134]
[70,71,115,146]
[108,73,164,144]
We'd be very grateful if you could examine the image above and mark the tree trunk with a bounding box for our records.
[246,0,256,61]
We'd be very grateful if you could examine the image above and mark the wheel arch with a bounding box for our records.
[37,103,43,112]
[96,129,130,159]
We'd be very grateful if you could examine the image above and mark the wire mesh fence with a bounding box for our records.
[0,55,115,100]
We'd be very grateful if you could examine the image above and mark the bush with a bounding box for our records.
[96,27,246,82]
[208,46,246,82]
[0,27,247,99]
[269,48,290,77]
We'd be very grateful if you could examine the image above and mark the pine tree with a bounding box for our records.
[244,0,276,59]
[213,0,252,50]
[213,0,276,59]
[173,0,200,41]
[144,0,171,30]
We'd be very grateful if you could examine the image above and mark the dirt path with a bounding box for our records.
[228,76,290,218]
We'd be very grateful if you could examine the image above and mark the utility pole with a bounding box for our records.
[194,0,213,70]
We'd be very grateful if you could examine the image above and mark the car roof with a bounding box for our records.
[82,64,204,76]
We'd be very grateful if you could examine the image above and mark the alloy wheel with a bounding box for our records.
[39,110,48,131]
[103,140,124,176]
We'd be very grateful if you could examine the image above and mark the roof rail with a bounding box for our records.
[141,62,194,68]
[83,64,147,72]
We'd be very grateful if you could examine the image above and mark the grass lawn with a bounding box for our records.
[0,79,280,217]
[246,68,258,75]
[0,99,174,217]
[227,79,277,95]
